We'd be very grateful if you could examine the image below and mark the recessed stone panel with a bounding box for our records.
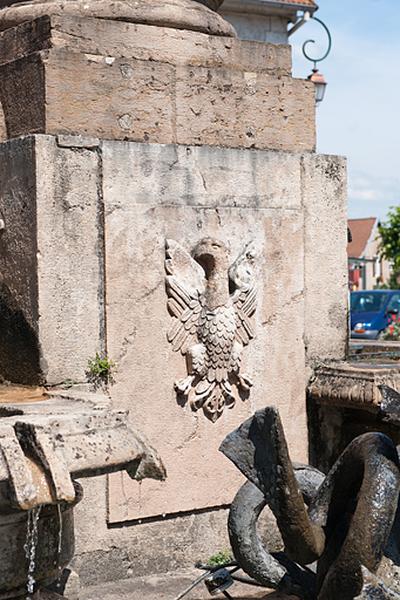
[103,140,307,522]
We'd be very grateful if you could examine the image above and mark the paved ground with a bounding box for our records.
[81,570,298,600]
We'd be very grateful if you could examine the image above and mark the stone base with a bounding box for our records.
[72,475,283,587]
[0,14,315,151]
[0,132,347,582]
[73,477,231,585]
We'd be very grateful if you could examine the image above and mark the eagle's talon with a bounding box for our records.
[237,374,253,391]
[175,375,195,396]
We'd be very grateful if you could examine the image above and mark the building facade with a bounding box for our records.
[221,0,317,43]
[348,217,392,290]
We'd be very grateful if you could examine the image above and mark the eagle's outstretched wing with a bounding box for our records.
[233,286,257,346]
[165,239,205,355]
[229,241,257,346]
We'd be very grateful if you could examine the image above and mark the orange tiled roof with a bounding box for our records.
[272,0,317,6]
[348,218,377,258]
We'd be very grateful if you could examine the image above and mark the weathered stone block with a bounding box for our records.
[72,473,282,585]
[99,142,303,209]
[302,153,348,362]
[0,15,315,151]
[0,135,103,384]
[0,52,45,141]
[0,14,292,73]
[73,474,232,583]
[173,64,314,150]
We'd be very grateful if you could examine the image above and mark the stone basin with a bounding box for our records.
[0,386,50,419]
[0,386,165,598]
[0,386,48,404]
[0,386,165,512]
[0,483,82,600]
[308,360,400,472]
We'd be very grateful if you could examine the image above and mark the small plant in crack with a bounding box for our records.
[86,352,117,389]
[205,549,234,567]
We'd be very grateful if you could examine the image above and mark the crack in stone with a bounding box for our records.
[262,290,304,327]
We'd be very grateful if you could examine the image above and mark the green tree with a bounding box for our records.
[378,207,400,288]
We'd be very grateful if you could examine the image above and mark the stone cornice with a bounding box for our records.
[308,362,400,411]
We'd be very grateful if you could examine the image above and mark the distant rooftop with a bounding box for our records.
[348,218,377,258]
[271,0,317,6]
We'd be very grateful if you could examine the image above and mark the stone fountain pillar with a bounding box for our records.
[0,0,348,586]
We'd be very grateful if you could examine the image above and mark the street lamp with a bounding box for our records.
[302,16,332,105]
[308,67,327,103]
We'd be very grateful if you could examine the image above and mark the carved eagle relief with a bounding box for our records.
[165,237,257,422]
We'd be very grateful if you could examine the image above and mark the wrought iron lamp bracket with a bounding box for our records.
[302,16,332,69]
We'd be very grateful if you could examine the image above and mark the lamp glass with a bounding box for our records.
[315,81,327,103]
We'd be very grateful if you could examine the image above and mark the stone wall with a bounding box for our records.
[0,133,347,578]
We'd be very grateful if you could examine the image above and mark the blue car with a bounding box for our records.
[351,290,400,339]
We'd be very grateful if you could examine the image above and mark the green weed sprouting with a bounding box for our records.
[206,549,234,567]
[86,352,117,388]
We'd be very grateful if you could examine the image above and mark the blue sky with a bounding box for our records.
[291,0,400,223]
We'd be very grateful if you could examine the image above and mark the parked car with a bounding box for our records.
[351,290,400,339]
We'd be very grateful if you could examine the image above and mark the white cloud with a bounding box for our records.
[348,188,379,202]
[347,171,399,218]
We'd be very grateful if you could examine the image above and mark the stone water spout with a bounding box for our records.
[0,386,165,599]
[220,385,400,599]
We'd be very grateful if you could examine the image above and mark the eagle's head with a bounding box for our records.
[192,238,229,278]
